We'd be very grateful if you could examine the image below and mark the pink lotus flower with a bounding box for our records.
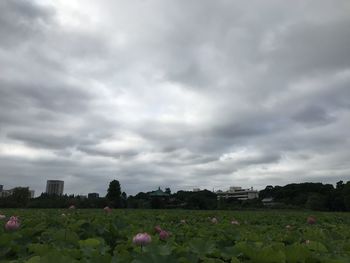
[9,216,19,222]
[104,206,112,213]
[69,205,76,209]
[154,225,162,233]
[133,233,152,246]
[211,217,218,224]
[231,220,240,225]
[307,216,316,225]
[5,217,20,231]
[159,230,170,241]
[0,215,6,220]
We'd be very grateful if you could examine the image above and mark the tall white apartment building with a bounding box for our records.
[46,180,64,195]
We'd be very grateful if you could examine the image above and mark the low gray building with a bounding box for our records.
[88,193,99,199]
[216,186,259,200]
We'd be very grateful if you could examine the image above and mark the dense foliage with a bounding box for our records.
[0,194,109,209]
[0,209,349,262]
[260,181,350,211]
[106,180,122,208]
[0,188,31,208]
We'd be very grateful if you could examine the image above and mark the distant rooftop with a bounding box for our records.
[47,180,64,182]
[150,187,169,197]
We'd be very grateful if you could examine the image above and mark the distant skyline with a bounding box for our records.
[1,0,350,196]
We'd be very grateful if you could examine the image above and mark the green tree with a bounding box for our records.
[165,187,171,195]
[106,180,121,208]
[11,187,30,207]
[336,180,344,190]
[121,192,127,208]
[305,193,327,211]
[343,182,350,211]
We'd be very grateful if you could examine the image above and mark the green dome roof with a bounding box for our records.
[150,187,169,197]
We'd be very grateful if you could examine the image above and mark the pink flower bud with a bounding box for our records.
[231,220,240,225]
[5,218,20,231]
[307,216,316,225]
[159,230,170,241]
[211,217,218,224]
[104,206,112,213]
[133,233,152,246]
[154,225,162,233]
[9,216,19,222]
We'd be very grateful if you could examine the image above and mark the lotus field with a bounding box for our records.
[0,209,350,262]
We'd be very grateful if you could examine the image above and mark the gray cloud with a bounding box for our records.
[292,105,335,127]
[77,145,139,159]
[0,0,349,196]
[0,0,53,47]
[268,18,350,77]
[7,131,77,150]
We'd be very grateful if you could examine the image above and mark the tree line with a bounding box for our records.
[259,180,350,211]
[1,180,350,211]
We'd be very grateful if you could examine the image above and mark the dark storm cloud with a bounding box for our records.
[0,0,349,196]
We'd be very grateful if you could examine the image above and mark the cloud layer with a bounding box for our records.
[1,0,350,196]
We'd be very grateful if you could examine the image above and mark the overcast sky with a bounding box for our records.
[0,0,349,196]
